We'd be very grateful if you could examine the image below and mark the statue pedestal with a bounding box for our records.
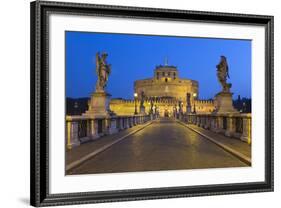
[213,92,238,114]
[83,92,112,117]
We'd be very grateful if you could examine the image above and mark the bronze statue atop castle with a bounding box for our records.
[95,52,111,92]
[216,56,232,92]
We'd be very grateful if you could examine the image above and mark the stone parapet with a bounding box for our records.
[66,114,152,150]
[182,113,251,144]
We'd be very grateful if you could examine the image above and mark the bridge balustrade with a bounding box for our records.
[66,114,152,150]
[182,113,251,144]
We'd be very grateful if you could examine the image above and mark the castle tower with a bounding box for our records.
[134,64,198,103]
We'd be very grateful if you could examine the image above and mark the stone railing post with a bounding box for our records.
[108,117,118,134]
[240,115,251,144]
[125,117,129,128]
[198,116,201,127]
[89,118,99,140]
[196,116,200,126]
[127,117,130,128]
[215,116,223,133]
[66,117,80,150]
[225,115,235,137]
[210,116,215,131]
[104,118,110,135]
[186,114,189,123]
[129,116,132,127]
[119,117,124,130]
[204,115,209,129]
[201,116,205,128]
[199,116,203,127]
[86,119,91,138]
[191,115,195,124]
[122,117,126,129]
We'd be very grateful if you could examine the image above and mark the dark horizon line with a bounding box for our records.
[66,96,253,100]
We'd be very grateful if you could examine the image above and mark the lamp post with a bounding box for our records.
[134,93,138,115]
[193,92,197,114]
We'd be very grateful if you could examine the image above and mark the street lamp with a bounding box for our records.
[193,93,197,114]
[134,92,138,115]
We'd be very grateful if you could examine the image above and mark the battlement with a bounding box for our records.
[111,98,178,105]
[111,99,135,104]
[111,98,214,106]
[195,99,214,105]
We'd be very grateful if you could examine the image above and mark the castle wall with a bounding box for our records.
[109,100,135,116]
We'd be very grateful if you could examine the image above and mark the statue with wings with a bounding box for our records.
[95,52,111,92]
[216,56,232,92]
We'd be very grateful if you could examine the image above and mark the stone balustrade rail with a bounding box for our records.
[181,113,251,144]
[66,114,154,150]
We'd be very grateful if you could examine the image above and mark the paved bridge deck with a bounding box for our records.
[66,118,250,175]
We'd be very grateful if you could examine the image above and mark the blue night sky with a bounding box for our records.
[66,31,251,100]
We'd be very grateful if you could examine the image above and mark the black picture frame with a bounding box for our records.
[30,0,274,207]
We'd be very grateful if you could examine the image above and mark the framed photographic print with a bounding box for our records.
[30,0,274,207]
